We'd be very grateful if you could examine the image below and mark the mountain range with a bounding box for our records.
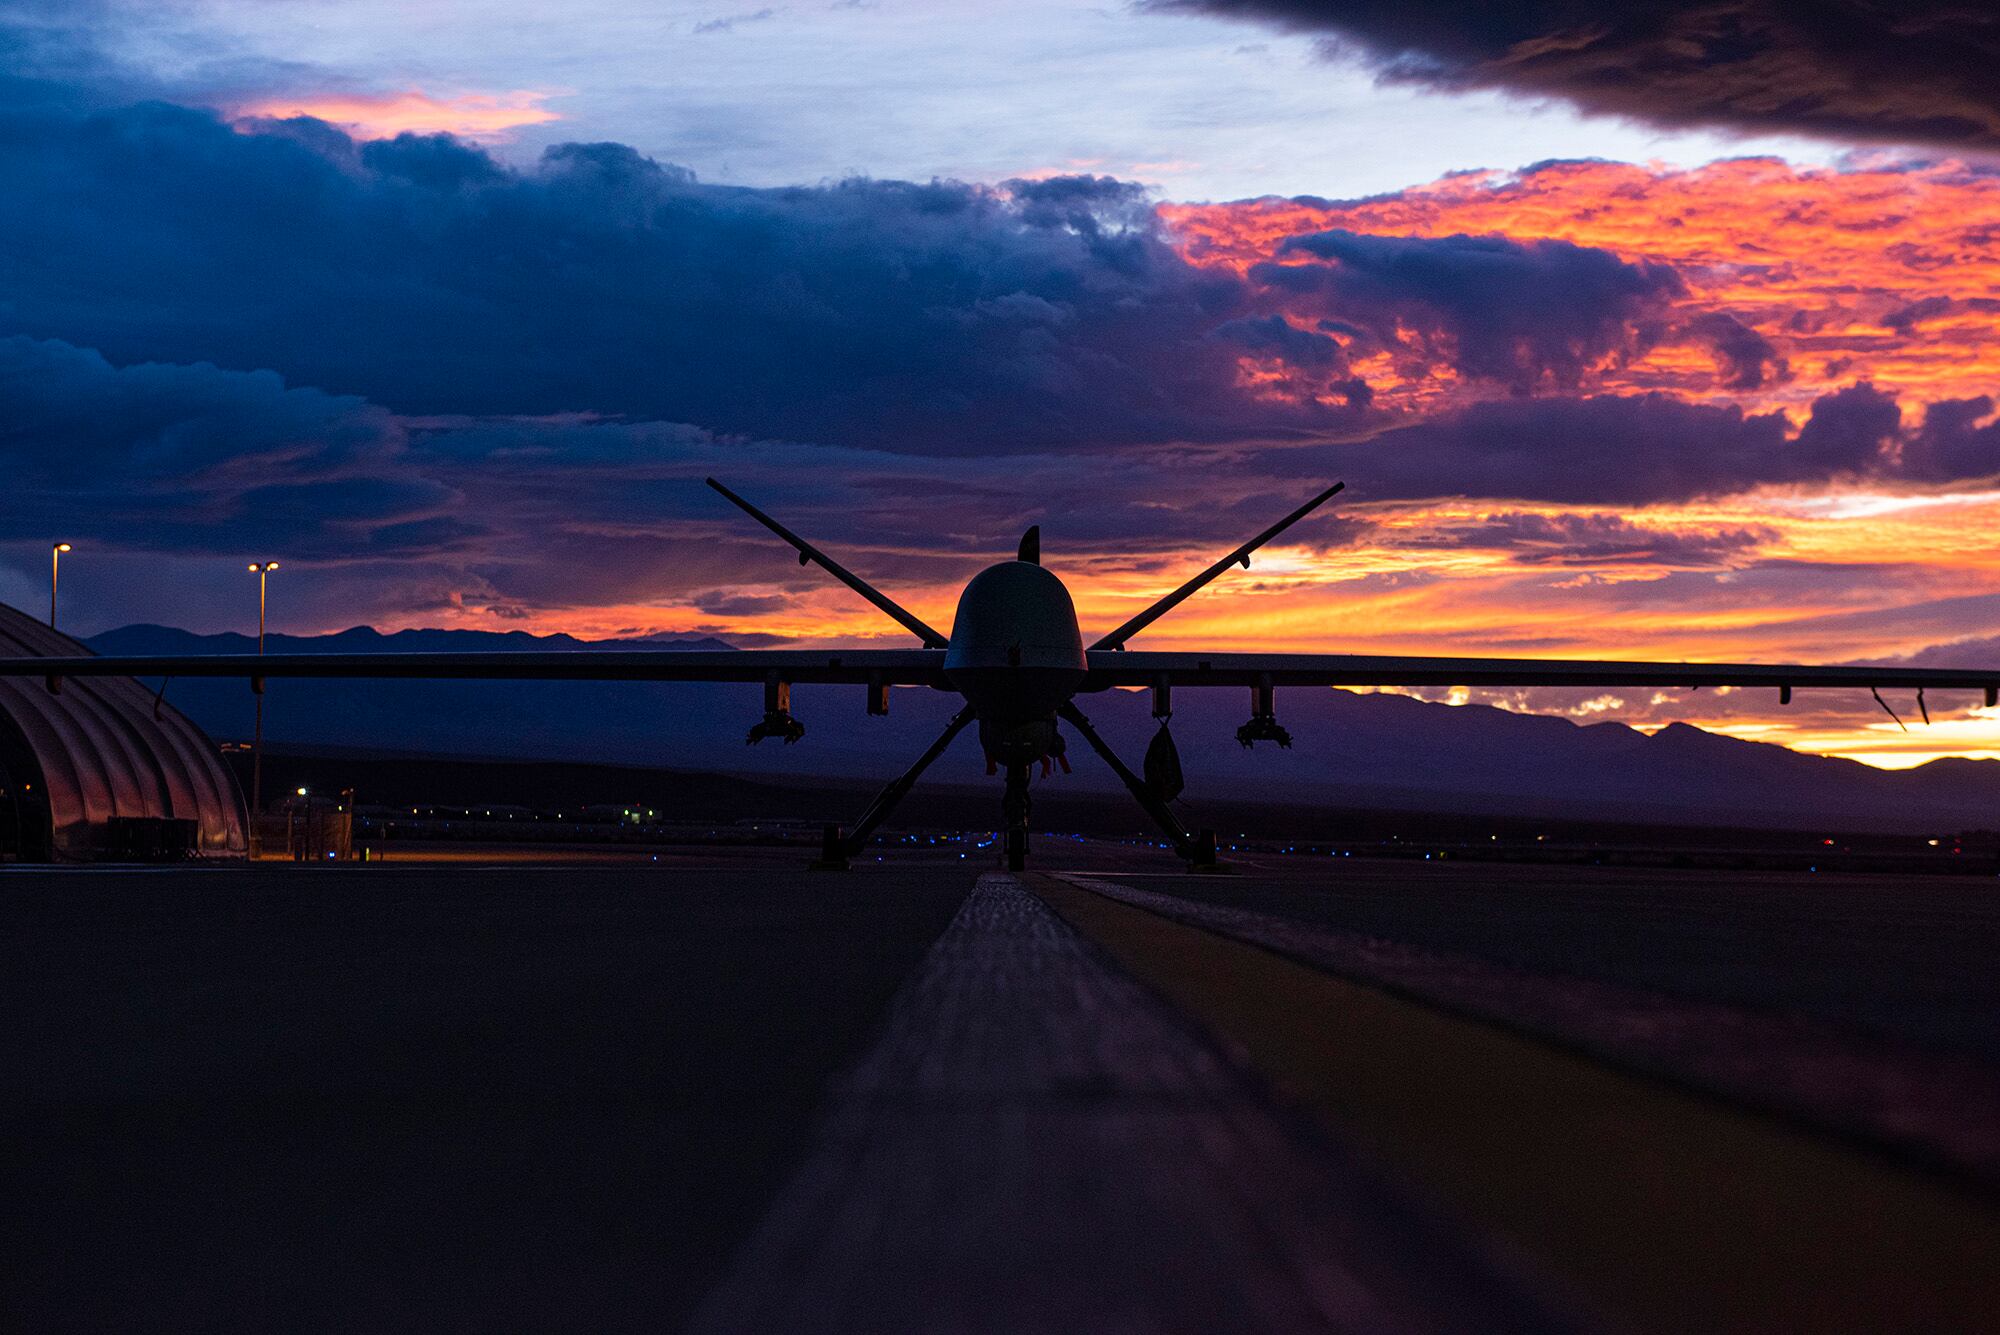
[83,624,2000,834]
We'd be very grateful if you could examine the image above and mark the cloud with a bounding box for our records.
[1161,157,2000,410]
[0,0,358,117]
[1900,396,2000,483]
[4,45,1998,696]
[0,330,1344,623]
[232,90,562,142]
[1873,631,2000,670]
[1298,383,1976,505]
[0,334,463,559]
[1151,1,2000,149]
[3,326,1990,625]
[693,8,780,35]
[1411,512,1776,567]
[14,89,1992,479]
[0,99,1377,453]
[1672,312,1788,390]
[691,590,795,616]
[1255,228,1683,392]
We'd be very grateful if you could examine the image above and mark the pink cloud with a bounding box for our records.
[235,89,561,141]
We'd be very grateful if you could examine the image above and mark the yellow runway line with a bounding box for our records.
[1031,874,2000,1334]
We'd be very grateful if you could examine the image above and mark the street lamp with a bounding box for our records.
[49,543,71,629]
[247,561,280,824]
[247,561,280,651]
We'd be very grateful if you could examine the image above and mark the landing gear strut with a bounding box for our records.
[815,706,975,869]
[1059,702,1218,869]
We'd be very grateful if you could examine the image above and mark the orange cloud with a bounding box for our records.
[236,89,560,142]
[1164,158,2000,413]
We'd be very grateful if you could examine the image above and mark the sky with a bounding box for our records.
[5,0,2000,767]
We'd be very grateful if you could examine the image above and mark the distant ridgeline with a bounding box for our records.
[89,625,2000,835]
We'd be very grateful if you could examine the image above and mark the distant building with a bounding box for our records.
[578,804,659,825]
[0,601,247,862]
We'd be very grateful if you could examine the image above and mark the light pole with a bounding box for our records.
[247,562,280,824]
[49,543,70,629]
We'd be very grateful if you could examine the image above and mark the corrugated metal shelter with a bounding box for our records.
[0,601,247,862]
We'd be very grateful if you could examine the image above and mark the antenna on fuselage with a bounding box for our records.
[1089,481,1344,651]
[705,478,950,648]
[1018,526,1040,565]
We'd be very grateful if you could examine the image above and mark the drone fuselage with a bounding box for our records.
[942,560,1087,764]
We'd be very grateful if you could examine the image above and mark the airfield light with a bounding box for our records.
[297,787,308,797]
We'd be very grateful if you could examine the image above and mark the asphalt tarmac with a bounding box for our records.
[5,848,1999,1331]
[2,859,968,1332]
[1113,855,2000,1061]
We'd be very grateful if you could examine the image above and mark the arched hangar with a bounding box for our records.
[0,601,247,863]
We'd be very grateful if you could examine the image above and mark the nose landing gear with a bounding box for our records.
[1002,762,1032,872]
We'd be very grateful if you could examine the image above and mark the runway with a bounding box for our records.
[5,851,1998,1331]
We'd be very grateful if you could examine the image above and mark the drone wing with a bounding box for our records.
[0,648,947,687]
[1083,649,1999,718]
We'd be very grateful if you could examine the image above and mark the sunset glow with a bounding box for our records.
[1164,158,2000,412]
[235,89,561,141]
[10,4,2000,777]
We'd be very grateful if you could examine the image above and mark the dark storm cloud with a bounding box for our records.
[1296,383,1994,505]
[1151,1,2000,150]
[1255,229,1683,392]
[11,37,2000,633]
[0,1,144,111]
[1213,314,1348,368]
[1899,395,2000,483]
[690,591,795,617]
[1673,312,1788,390]
[1881,296,2000,333]
[0,335,474,559]
[0,332,1214,611]
[0,336,393,485]
[1208,313,1374,405]
[1880,629,2000,669]
[0,0,347,116]
[0,98,1384,453]
[1412,512,1777,567]
[8,326,1997,594]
